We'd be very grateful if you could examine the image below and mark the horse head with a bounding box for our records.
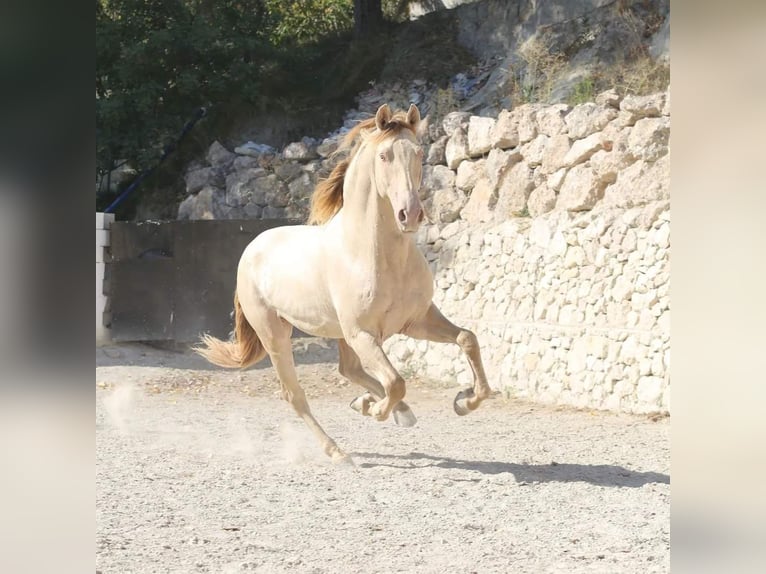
[371,103,425,233]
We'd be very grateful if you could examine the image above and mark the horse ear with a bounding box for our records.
[407,104,421,130]
[375,104,393,131]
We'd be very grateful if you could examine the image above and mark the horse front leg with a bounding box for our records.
[343,330,406,423]
[403,303,493,415]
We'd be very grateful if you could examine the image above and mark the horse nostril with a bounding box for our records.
[398,209,407,223]
[417,209,424,223]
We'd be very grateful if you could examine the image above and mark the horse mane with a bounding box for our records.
[308,111,417,225]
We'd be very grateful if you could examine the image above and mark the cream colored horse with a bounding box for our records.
[196,104,492,463]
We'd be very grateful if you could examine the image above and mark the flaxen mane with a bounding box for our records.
[308,111,417,225]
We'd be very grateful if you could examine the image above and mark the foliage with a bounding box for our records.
[96,0,272,175]
[264,0,353,45]
[509,37,566,105]
[569,77,595,105]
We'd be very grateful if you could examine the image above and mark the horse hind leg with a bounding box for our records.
[260,319,351,464]
[338,339,417,427]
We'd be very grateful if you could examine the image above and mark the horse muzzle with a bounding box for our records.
[396,205,425,233]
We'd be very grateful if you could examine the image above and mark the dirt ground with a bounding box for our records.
[96,339,670,574]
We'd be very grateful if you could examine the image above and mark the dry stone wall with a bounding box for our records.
[384,88,670,415]
[178,87,670,415]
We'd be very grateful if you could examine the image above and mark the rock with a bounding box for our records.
[262,205,287,218]
[274,162,303,182]
[467,116,496,157]
[206,141,236,167]
[225,168,266,205]
[484,148,522,188]
[541,134,572,174]
[232,156,262,171]
[316,137,340,158]
[491,109,520,149]
[527,185,557,217]
[514,106,538,144]
[595,89,622,108]
[283,138,319,161]
[637,376,663,406]
[496,161,535,217]
[445,127,470,169]
[234,141,277,157]
[426,136,448,165]
[425,186,468,224]
[520,134,549,168]
[184,186,226,220]
[287,173,314,201]
[442,111,471,137]
[602,156,669,208]
[627,117,670,162]
[620,93,666,124]
[536,104,570,136]
[548,168,568,192]
[185,167,223,194]
[565,103,618,139]
[456,159,485,192]
[177,194,195,220]
[423,165,456,195]
[557,164,606,211]
[563,132,603,167]
[249,174,286,206]
[460,177,496,223]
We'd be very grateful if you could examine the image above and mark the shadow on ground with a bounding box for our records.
[352,451,669,488]
[96,338,340,370]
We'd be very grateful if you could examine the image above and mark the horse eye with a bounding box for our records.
[379,152,387,162]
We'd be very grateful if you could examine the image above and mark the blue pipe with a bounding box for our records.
[104,106,207,214]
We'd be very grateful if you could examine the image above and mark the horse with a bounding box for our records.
[196,103,492,463]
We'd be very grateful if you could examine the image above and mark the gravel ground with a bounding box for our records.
[96,340,670,574]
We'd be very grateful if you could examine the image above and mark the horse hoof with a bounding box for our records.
[393,406,417,427]
[332,452,355,466]
[453,388,475,416]
[349,393,375,416]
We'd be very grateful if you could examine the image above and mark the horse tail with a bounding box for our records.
[308,158,349,225]
[194,291,266,369]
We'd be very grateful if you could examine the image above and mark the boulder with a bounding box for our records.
[425,186,467,224]
[455,159,485,192]
[491,109,520,149]
[536,104,570,137]
[185,166,223,195]
[283,138,319,161]
[527,185,557,217]
[620,93,666,124]
[460,176,496,224]
[626,117,670,162]
[234,141,277,157]
[426,136,448,165]
[445,127,470,169]
[484,147,522,188]
[563,132,603,167]
[541,134,572,174]
[422,165,456,196]
[496,161,535,217]
[206,141,236,167]
[565,103,617,139]
[442,112,471,138]
[602,156,669,208]
[557,164,606,211]
[467,116,496,157]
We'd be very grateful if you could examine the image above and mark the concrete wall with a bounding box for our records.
[96,213,114,345]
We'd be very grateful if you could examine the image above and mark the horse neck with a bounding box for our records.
[340,145,411,265]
